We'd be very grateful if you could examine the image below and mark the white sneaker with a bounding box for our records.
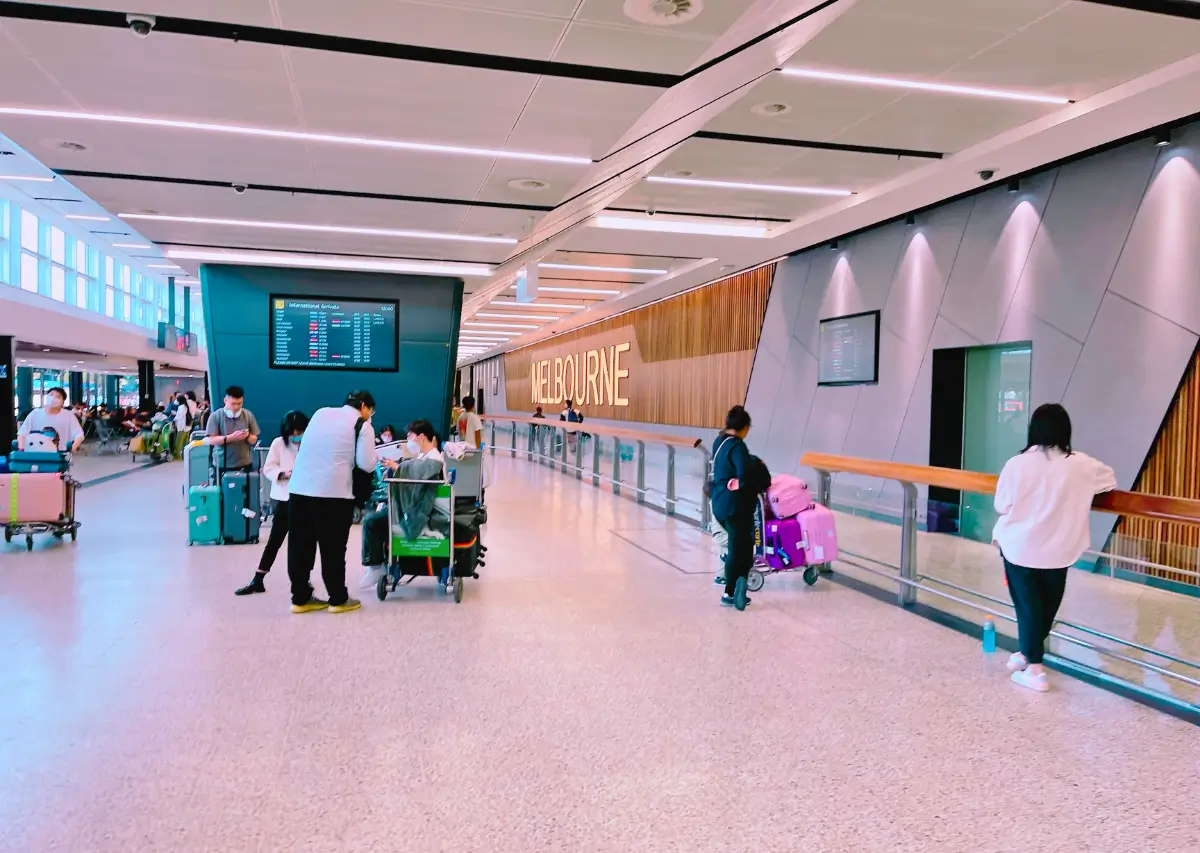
[359,566,384,590]
[1006,652,1028,672]
[1011,669,1049,693]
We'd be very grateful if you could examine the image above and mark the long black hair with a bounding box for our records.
[1024,403,1072,455]
[724,405,751,433]
[280,410,310,443]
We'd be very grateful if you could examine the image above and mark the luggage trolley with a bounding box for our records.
[378,451,486,604]
[2,451,81,551]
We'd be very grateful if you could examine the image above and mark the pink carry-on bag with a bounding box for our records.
[766,473,813,519]
[0,473,64,523]
[749,501,839,591]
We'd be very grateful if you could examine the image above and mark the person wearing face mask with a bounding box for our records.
[17,386,85,453]
[359,420,443,589]
[235,410,309,596]
[285,390,378,614]
[204,385,260,472]
[376,424,398,446]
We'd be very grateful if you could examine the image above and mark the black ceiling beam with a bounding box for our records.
[52,168,791,223]
[0,1,678,87]
[1076,0,1200,19]
[693,130,943,160]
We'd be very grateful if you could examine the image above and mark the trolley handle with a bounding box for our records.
[383,477,450,486]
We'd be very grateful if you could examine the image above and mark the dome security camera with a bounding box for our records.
[126,13,156,37]
[232,183,249,195]
[977,169,995,181]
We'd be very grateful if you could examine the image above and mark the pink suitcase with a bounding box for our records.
[762,505,838,569]
[766,473,813,519]
[0,473,65,523]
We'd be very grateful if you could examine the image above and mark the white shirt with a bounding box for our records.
[287,405,377,500]
[459,412,483,448]
[262,436,299,502]
[993,447,1117,569]
[173,405,191,431]
[19,407,84,450]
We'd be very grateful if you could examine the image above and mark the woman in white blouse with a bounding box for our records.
[234,410,309,596]
[993,404,1116,693]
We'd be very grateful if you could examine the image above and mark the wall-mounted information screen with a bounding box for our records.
[270,296,399,371]
[818,310,880,386]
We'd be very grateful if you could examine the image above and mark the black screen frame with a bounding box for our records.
[268,293,401,373]
[816,309,881,387]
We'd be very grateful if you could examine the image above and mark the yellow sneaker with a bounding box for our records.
[291,598,329,614]
[329,598,362,614]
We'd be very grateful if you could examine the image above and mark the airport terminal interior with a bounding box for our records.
[3,1,1200,850]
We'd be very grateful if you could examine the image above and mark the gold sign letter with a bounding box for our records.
[613,342,630,407]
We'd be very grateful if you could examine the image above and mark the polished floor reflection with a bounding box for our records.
[2,456,1198,852]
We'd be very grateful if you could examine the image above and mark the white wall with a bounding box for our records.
[747,126,1200,547]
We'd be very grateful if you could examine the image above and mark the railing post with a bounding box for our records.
[899,481,918,607]
[612,437,621,496]
[699,446,712,530]
[538,424,548,467]
[509,421,516,457]
[591,433,601,488]
[817,470,832,508]
[527,424,534,462]
[575,433,584,481]
[560,426,569,473]
[489,421,496,456]
[665,445,676,516]
[636,440,646,504]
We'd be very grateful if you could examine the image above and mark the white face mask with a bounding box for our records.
[406,439,421,457]
[223,407,236,418]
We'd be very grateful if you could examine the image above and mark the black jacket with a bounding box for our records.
[710,433,771,520]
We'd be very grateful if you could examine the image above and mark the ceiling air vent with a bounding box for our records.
[507,178,549,192]
[624,0,703,27]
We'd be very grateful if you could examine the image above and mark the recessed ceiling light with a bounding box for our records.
[751,102,792,117]
[490,300,586,310]
[509,284,621,295]
[0,175,54,182]
[476,311,559,321]
[122,213,516,245]
[464,321,539,330]
[592,214,767,238]
[778,67,1070,105]
[147,263,182,269]
[647,175,850,196]
[165,248,492,277]
[540,262,667,275]
[507,178,549,191]
[64,213,111,222]
[0,107,592,165]
[112,242,152,249]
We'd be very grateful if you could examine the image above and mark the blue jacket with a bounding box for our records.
[710,433,770,520]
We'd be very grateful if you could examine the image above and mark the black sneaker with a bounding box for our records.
[235,577,266,596]
[734,576,748,611]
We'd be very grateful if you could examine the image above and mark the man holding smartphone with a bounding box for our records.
[205,385,260,471]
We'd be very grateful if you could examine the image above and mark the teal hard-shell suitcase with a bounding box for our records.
[187,485,222,545]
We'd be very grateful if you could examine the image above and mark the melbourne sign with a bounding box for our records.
[530,342,631,407]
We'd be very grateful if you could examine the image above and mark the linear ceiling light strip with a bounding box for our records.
[121,212,515,245]
[778,67,1070,104]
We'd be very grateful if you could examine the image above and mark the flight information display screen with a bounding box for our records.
[270,296,399,371]
[818,310,880,386]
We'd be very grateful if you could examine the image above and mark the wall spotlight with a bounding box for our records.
[1007,179,1020,194]
[904,214,915,227]
[1155,129,1172,148]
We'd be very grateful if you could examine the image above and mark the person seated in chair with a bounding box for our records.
[359,420,443,590]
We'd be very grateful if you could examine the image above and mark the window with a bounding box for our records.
[21,252,38,292]
[20,210,38,252]
[51,265,65,302]
[50,227,65,264]
[76,275,88,309]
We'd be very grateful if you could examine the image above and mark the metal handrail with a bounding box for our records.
[482,416,712,527]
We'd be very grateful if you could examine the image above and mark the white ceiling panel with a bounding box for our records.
[552,22,710,75]
[52,0,279,27]
[838,94,1058,154]
[503,77,660,160]
[278,0,568,60]
[575,0,751,39]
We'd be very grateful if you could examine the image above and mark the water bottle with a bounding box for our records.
[982,616,997,653]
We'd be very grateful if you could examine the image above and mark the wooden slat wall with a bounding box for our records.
[503,265,774,429]
[1111,345,1200,587]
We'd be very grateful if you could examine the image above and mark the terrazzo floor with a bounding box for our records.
[2,455,1198,852]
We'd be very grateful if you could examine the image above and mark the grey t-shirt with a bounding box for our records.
[19,408,84,450]
[205,407,261,470]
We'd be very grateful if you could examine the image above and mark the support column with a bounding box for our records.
[182,284,191,333]
[69,371,84,406]
[16,366,33,422]
[0,337,14,452]
[137,359,156,412]
[104,375,121,409]
[167,276,176,328]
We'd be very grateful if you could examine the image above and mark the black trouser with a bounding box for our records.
[1004,559,1068,665]
[256,499,289,574]
[361,505,389,567]
[718,512,755,597]
[288,494,355,606]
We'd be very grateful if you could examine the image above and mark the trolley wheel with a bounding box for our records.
[747,569,765,592]
[52,530,64,539]
[454,578,464,604]
[3,528,11,543]
[376,574,388,602]
[70,527,77,542]
[803,566,820,586]
[26,535,34,551]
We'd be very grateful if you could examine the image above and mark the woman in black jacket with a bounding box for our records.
[710,405,771,610]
